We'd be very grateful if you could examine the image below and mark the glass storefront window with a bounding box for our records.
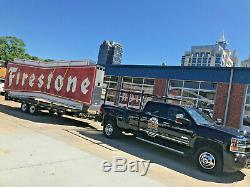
[245,96,250,104]
[103,75,155,109]
[200,82,217,90]
[169,80,183,88]
[198,100,214,111]
[182,90,198,98]
[131,84,142,91]
[133,78,143,84]
[123,77,132,83]
[181,98,197,106]
[122,83,131,90]
[243,86,250,129]
[199,90,216,100]
[244,105,250,116]
[144,78,155,85]
[168,88,182,98]
[110,76,118,82]
[142,85,154,94]
[109,82,118,89]
[167,79,217,116]
[243,117,250,127]
[184,81,199,89]
[104,76,111,82]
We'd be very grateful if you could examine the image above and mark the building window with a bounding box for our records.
[102,75,155,108]
[102,75,120,103]
[184,81,199,89]
[205,52,210,57]
[215,53,222,58]
[167,80,217,117]
[243,86,250,127]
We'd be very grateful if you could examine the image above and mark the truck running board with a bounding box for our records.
[136,137,185,155]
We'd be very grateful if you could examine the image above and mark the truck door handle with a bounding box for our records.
[163,122,170,125]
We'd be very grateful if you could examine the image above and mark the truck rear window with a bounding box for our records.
[143,102,168,117]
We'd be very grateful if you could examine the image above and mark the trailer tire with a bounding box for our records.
[21,103,29,113]
[57,111,64,117]
[103,120,122,139]
[4,92,10,100]
[49,110,55,115]
[29,105,38,115]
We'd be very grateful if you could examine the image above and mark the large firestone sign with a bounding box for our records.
[5,62,97,104]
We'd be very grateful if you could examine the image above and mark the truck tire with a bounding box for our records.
[21,103,29,113]
[103,120,122,139]
[194,146,223,175]
[29,105,38,115]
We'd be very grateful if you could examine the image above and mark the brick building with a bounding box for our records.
[103,65,250,133]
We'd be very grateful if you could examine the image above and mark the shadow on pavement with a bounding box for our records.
[0,102,94,129]
[0,101,246,183]
[77,129,246,184]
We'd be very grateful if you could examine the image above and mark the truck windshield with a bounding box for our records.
[185,108,214,125]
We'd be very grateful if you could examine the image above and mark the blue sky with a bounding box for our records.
[0,0,250,65]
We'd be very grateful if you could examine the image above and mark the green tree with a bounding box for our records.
[0,36,52,64]
[0,36,26,62]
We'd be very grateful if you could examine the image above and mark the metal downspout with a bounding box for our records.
[224,68,234,126]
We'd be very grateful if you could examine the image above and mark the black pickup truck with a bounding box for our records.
[100,98,250,174]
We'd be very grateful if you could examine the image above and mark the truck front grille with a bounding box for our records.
[246,140,250,153]
[247,161,250,169]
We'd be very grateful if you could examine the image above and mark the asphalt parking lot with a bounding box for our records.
[0,96,249,187]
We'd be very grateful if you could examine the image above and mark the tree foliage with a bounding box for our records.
[0,36,52,64]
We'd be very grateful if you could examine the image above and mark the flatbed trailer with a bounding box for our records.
[4,59,105,119]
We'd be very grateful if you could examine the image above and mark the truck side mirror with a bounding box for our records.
[216,118,223,125]
[176,114,191,126]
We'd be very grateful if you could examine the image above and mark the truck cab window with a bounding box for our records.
[144,102,167,117]
[167,106,187,121]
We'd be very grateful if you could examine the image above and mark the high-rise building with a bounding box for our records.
[97,40,123,65]
[241,55,250,67]
[181,34,238,67]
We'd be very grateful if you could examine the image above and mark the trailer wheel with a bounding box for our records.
[57,111,64,117]
[49,110,55,115]
[29,105,38,115]
[4,92,10,100]
[21,103,29,113]
[103,120,122,138]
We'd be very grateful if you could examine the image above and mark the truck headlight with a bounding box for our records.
[230,137,247,153]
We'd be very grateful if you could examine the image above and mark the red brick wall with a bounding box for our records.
[213,83,229,122]
[153,79,166,97]
[226,84,246,129]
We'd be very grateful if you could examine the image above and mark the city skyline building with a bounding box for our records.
[97,40,123,65]
[181,34,238,67]
[241,55,250,67]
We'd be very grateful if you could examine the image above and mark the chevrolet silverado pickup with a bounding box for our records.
[100,97,250,174]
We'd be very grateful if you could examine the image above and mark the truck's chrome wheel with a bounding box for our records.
[105,123,113,136]
[199,152,216,170]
